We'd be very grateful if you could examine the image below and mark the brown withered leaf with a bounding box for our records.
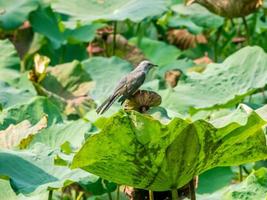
[165,69,183,88]
[30,61,96,116]
[167,29,207,50]
[0,116,47,149]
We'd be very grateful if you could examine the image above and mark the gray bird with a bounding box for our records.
[96,60,157,114]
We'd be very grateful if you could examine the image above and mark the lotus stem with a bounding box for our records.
[261,88,266,102]
[239,165,243,182]
[116,185,120,200]
[108,190,113,200]
[136,22,142,47]
[48,190,53,200]
[171,189,179,200]
[112,21,117,55]
[149,190,154,200]
[242,16,250,44]
[189,179,196,200]
[76,191,84,200]
[214,26,223,62]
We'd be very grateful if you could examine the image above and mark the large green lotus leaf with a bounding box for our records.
[82,57,132,102]
[40,60,92,97]
[167,15,203,34]
[0,143,91,195]
[160,46,267,113]
[29,6,64,49]
[38,60,95,114]
[29,6,103,48]
[72,106,267,191]
[197,167,234,194]
[0,179,49,200]
[0,82,34,109]
[52,0,168,22]
[0,116,47,149]
[129,37,181,66]
[157,58,195,77]
[29,119,91,150]
[64,23,105,44]
[0,39,20,70]
[0,0,39,30]
[197,168,267,200]
[0,69,20,84]
[0,179,17,200]
[171,3,224,32]
[0,96,63,131]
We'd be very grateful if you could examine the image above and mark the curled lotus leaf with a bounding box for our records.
[72,107,267,191]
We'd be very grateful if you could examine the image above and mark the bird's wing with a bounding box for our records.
[125,71,146,95]
[112,76,128,96]
[96,76,128,114]
[118,72,146,103]
[96,71,146,114]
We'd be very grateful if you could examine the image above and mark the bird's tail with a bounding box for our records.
[96,94,119,115]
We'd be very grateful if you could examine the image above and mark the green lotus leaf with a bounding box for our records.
[0,143,92,195]
[197,168,267,200]
[171,3,224,33]
[0,39,20,70]
[82,56,132,103]
[129,37,181,66]
[29,119,92,150]
[72,106,267,191]
[0,0,39,30]
[0,179,49,200]
[0,97,63,131]
[29,6,103,48]
[0,82,34,110]
[38,60,95,115]
[160,46,267,113]
[197,167,235,194]
[52,0,168,22]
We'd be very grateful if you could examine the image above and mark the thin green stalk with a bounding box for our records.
[136,22,143,47]
[214,26,223,62]
[242,16,250,44]
[149,190,154,200]
[48,190,53,200]
[116,185,120,200]
[107,190,113,200]
[76,191,84,200]
[171,189,179,200]
[112,21,117,56]
[239,165,243,182]
[242,166,250,175]
[230,18,235,27]
[261,88,266,102]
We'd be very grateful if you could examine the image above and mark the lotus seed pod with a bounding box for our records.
[186,0,263,18]
[123,90,162,113]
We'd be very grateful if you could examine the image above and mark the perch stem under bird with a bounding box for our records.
[96,60,157,115]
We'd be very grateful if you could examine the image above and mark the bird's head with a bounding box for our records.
[136,60,157,73]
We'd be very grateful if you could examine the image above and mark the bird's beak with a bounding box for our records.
[152,64,158,67]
